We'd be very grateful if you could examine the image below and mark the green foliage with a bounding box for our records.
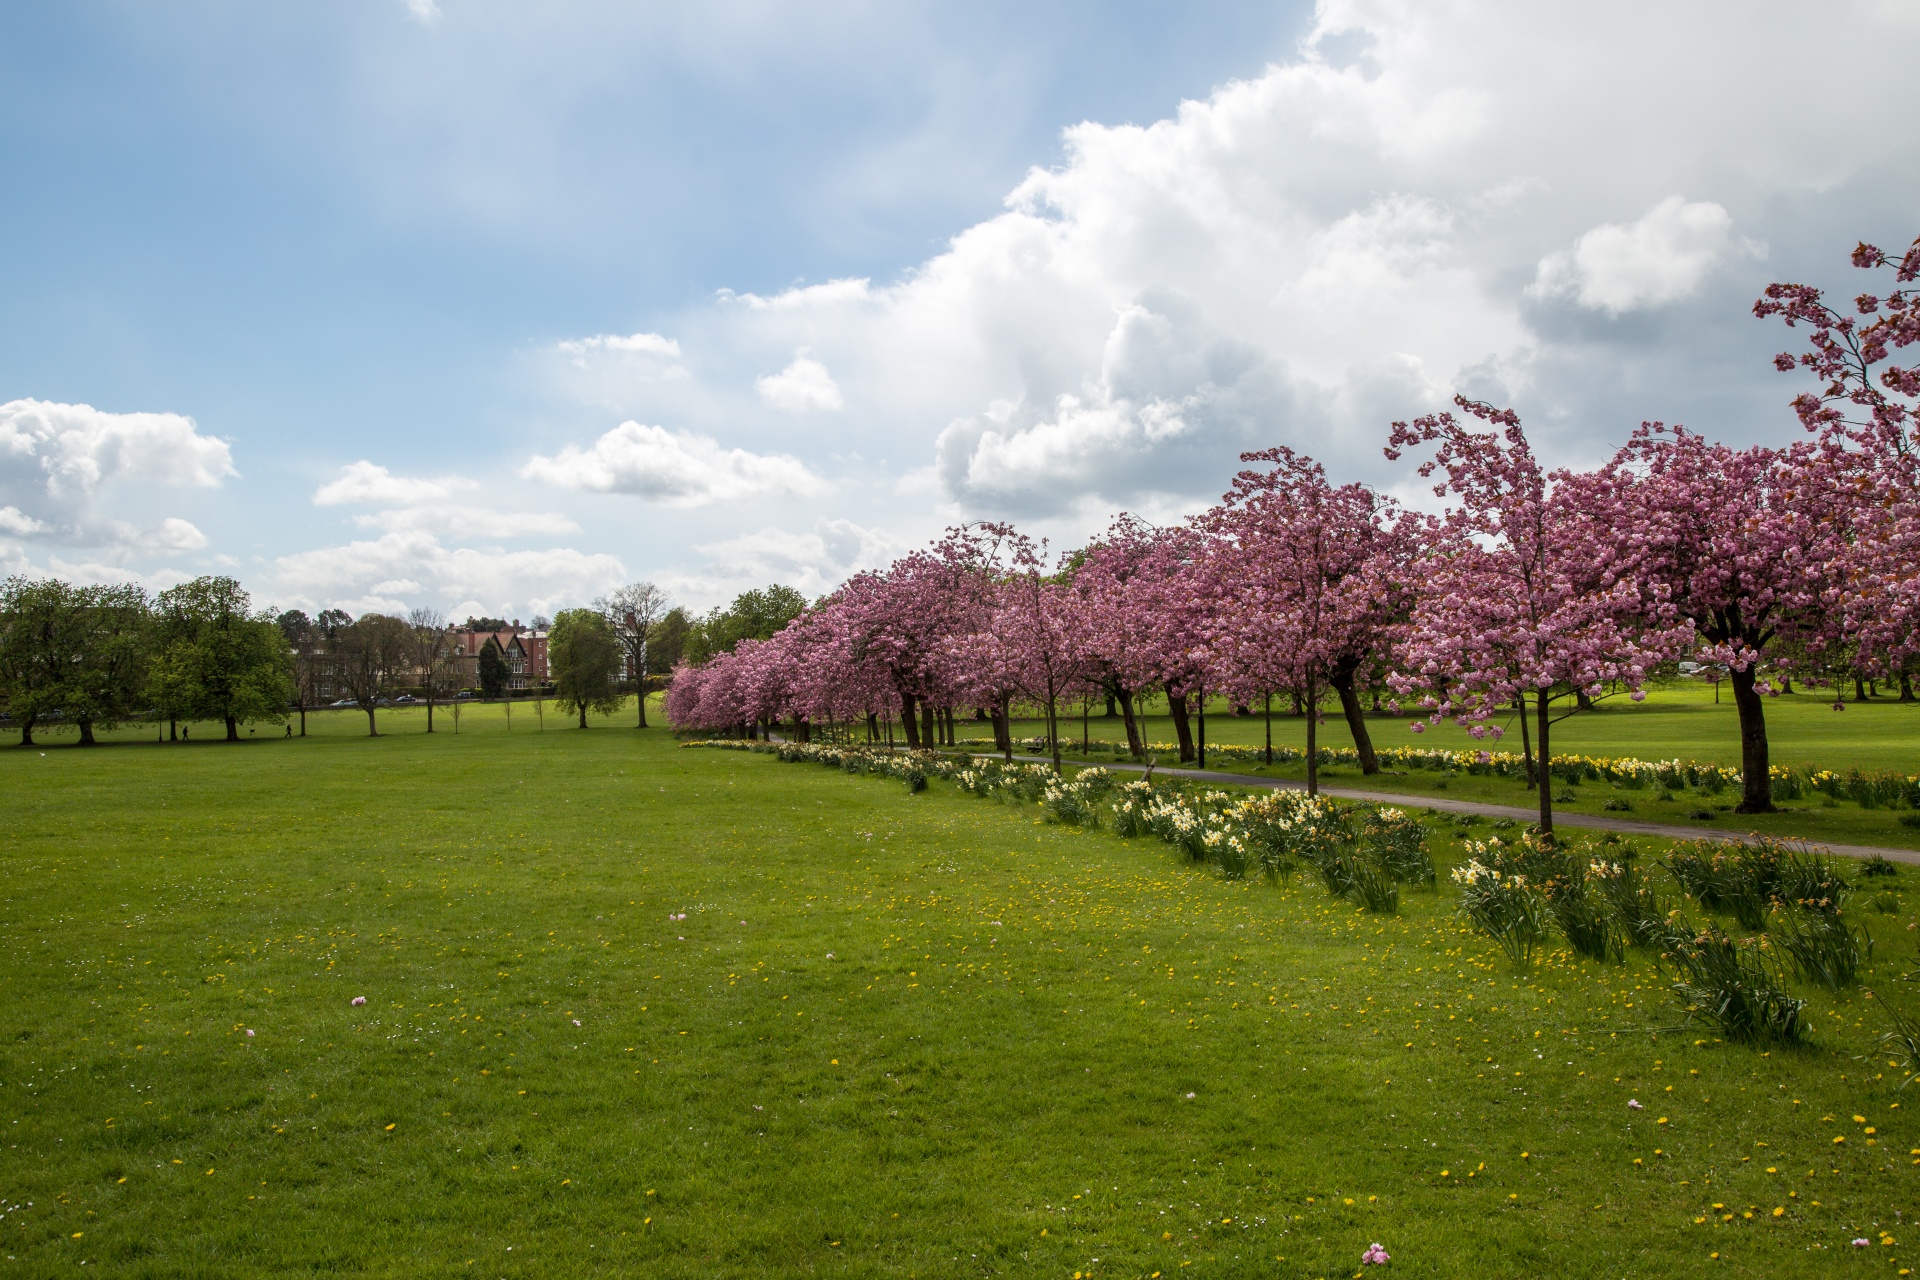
[1658,922,1807,1044]
[1771,905,1871,989]
[0,577,151,743]
[684,585,806,663]
[477,637,509,699]
[150,576,290,738]
[549,609,629,726]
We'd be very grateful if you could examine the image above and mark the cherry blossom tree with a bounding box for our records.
[1200,447,1420,793]
[1387,397,1683,834]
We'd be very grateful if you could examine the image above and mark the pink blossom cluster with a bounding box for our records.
[665,233,1920,830]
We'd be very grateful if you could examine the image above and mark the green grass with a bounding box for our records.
[4,718,1920,1277]
[988,684,1920,850]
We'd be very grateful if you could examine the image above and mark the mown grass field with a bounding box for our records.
[3,709,1919,1277]
[989,685,1920,850]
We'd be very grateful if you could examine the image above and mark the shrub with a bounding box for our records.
[1454,849,1549,968]
[1771,904,1870,989]
[1658,923,1806,1044]
[1590,856,1669,948]
[1863,855,1902,879]
[1602,798,1633,812]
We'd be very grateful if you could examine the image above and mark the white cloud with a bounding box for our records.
[658,518,902,609]
[554,331,685,372]
[756,354,844,412]
[0,399,234,550]
[404,0,440,24]
[659,0,1916,519]
[351,505,581,538]
[313,460,473,506]
[0,399,234,502]
[1529,197,1759,314]
[0,506,46,536]
[520,421,826,506]
[269,529,626,618]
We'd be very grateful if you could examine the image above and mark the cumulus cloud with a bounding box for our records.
[0,399,234,549]
[1529,197,1759,314]
[659,517,902,608]
[521,421,826,506]
[756,354,844,412]
[555,331,684,366]
[269,529,626,617]
[351,505,581,538]
[313,460,473,506]
[661,0,1916,522]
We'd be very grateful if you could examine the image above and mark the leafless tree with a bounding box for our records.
[597,581,672,727]
[333,613,412,736]
[407,606,457,732]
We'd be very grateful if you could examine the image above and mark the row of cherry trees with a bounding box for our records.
[668,235,1920,834]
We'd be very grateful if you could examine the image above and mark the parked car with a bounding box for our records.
[329,698,358,708]
[392,694,420,705]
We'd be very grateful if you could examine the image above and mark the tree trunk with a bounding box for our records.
[18,716,34,747]
[865,712,878,743]
[363,707,377,737]
[1575,689,1595,711]
[1328,659,1378,775]
[1168,690,1195,762]
[1778,675,1793,694]
[77,718,96,746]
[426,697,434,733]
[638,683,649,728]
[1104,693,1117,718]
[1855,675,1869,703]
[1263,693,1272,765]
[1516,696,1536,789]
[298,705,307,737]
[1047,693,1062,773]
[1305,677,1318,796]
[1535,688,1554,835]
[1902,672,1916,703]
[579,705,588,728]
[991,701,1012,759]
[1728,666,1775,813]
[1117,685,1143,759]
[226,716,240,742]
[920,702,935,751]
[1196,687,1207,770]
[899,693,921,749]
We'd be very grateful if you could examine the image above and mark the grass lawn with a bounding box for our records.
[981,684,1920,851]
[4,709,1919,1277]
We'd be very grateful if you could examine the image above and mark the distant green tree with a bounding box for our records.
[647,607,693,674]
[687,585,807,663]
[462,615,508,632]
[0,578,153,746]
[478,638,509,700]
[150,577,291,741]
[549,609,627,727]
[332,613,412,736]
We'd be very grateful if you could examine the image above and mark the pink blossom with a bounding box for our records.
[245,1029,254,1037]
[1627,1099,1643,1109]
[1361,1243,1391,1265]
[1853,1238,1871,1248]
[351,996,367,1007]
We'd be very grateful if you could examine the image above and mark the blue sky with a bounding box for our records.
[2,1,1916,618]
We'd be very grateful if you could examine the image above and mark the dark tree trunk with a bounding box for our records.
[1778,675,1793,694]
[1305,676,1319,796]
[1575,689,1595,711]
[579,705,588,728]
[1729,666,1774,813]
[1196,686,1207,770]
[1855,676,1869,703]
[637,682,649,728]
[362,708,376,738]
[1104,693,1117,718]
[991,702,1012,759]
[1516,696,1536,789]
[1902,672,1916,703]
[298,705,307,737]
[1168,690,1195,762]
[797,716,811,744]
[920,702,935,750]
[899,693,922,748]
[77,718,95,746]
[426,697,435,733]
[226,716,240,742]
[866,712,878,743]
[1047,694,1063,773]
[1114,683,1143,759]
[18,715,34,747]
[1535,689,1554,835]
[168,719,176,742]
[1328,658,1378,775]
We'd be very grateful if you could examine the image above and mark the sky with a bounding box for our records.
[2,0,1917,622]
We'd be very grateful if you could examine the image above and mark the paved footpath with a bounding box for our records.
[991,752,1920,866]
